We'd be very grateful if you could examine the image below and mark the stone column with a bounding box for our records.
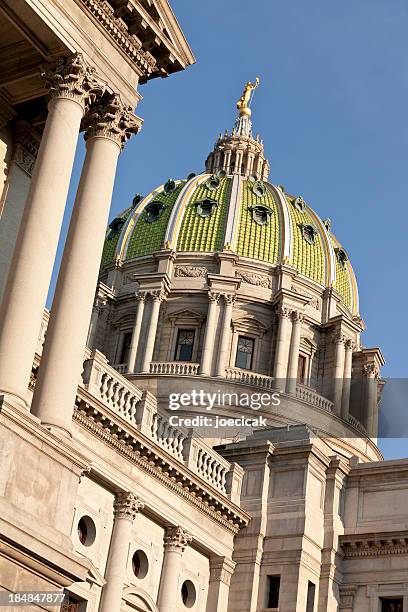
[141,290,166,373]
[273,307,292,391]
[341,340,354,421]
[0,53,104,406]
[332,334,346,414]
[286,311,303,395]
[216,294,235,377]
[127,291,146,373]
[99,492,144,612]
[364,363,380,437]
[200,291,220,376]
[31,94,141,434]
[86,296,106,349]
[206,556,236,612]
[0,122,40,302]
[224,150,232,174]
[157,526,192,612]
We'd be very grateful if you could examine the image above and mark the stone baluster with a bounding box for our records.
[31,93,141,435]
[0,53,105,407]
[99,492,144,612]
[206,556,236,612]
[127,291,147,373]
[341,339,355,420]
[141,290,166,373]
[286,311,303,395]
[215,294,235,377]
[273,306,292,391]
[332,333,346,415]
[201,291,220,376]
[157,526,192,612]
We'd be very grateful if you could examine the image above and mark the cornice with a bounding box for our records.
[73,397,249,533]
[78,0,157,77]
[341,532,408,558]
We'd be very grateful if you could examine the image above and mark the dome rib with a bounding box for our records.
[269,184,293,263]
[224,174,242,251]
[164,174,207,249]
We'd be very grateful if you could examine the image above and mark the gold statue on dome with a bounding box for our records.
[237,77,260,117]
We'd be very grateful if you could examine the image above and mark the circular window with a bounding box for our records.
[77,516,96,547]
[131,550,149,579]
[181,580,196,608]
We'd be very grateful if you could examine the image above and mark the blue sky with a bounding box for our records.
[47,0,408,458]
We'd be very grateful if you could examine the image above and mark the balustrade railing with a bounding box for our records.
[225,367,275,390]
[113,363,127,374]
[81,350,241,496]
[82,350,142,425]
[151,412,185,460]
[183,435,230,494]
[149,361,200,375]
[295,384,334,412]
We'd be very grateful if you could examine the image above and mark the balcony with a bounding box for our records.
[82,351,240,497]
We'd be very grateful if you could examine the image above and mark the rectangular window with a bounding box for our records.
[235,336,254,370]
[306,582,316,612]
[175,329,195,361]
[381,599,403,612]
[119,332,132,365]
[297,354,307,384]
[266,575,280,609]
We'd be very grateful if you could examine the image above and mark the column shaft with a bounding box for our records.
[141,294,163,373]
[99,492,144,612]
[332,336,346,414]
[216,295,234,377]
[127,294,146,373]
[0,96,84,403]
[286,312,303,395]
[273,308,292,390]
[341,341,354,420]
[157,527,192,612]
[31,136,120,433]
[365,364,379,437]
[31,94,140,433]
[200,293,219,376]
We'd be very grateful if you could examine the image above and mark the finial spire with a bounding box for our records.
[236,77,260,118]
[204,76,269,180]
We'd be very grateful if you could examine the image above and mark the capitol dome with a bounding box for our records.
[101,94,358,315]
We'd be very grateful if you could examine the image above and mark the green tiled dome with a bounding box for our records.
[101,173,359,314]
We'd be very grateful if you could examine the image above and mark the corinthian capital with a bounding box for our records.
[163,526,192,553]
[82,93,142,149]
[113,491,144,521]
[40,53,105,109]
[363,363,380,379]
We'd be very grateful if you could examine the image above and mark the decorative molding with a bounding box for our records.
[208,291,221,304]
[341,535,408,558]
[209,556,236,586]
[82,93,142,149]
[339,584,357,609]
[113,491,144,521]
[363,363,381,379]
[236,270,272,289]
[72,402,247,534]
[11,122,41,177]
[40,53,105,109]
[163,526,192,553]
[175,265,208,278]
[290,285,320,310]
[277,306,291,319]
[222,293,236,306]
[79,0,157,77]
